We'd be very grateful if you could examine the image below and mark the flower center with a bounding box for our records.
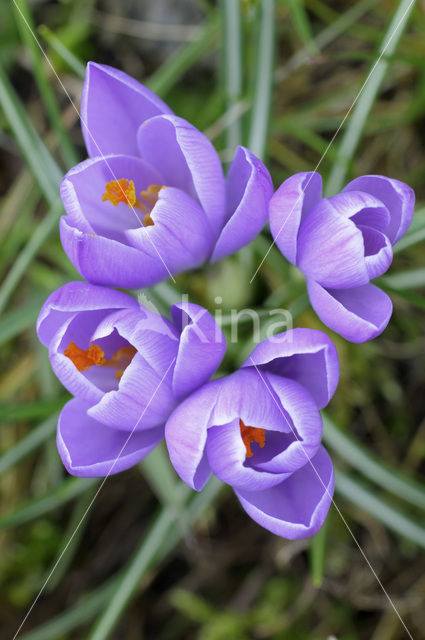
[102,179,164,226]
[64,341,137,380]
[239,418,266,458]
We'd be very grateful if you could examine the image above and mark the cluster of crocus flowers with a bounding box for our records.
[36,61,415,540]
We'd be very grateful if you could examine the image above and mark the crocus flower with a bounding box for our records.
[269,172,415,342]
[165,329,339,539]
[37,282,225,477]
[60,63,273,288]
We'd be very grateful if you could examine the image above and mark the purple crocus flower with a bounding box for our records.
[165,329,339,539]
[60,63,273,288]
[37,282,225,477]
[269,172,415,342]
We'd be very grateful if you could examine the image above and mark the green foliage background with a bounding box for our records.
[1,0,425,638]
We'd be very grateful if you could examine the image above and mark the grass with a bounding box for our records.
[1,1,425,639]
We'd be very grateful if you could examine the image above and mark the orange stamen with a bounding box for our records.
[107,346,137,369]
[140,184,162,206]
[102,181,164,227]
[64,341,105,371]
[239,419,266,458]
[143,213,155,227]
[102,179,137,207]
[64,342,136,377]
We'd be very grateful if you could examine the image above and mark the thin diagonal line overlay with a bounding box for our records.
[12,357,176,640]
[11,0,176,283]
[250,0,415,284]
[250,359,414,640]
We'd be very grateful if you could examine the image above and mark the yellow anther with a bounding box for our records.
[102,179,137,207]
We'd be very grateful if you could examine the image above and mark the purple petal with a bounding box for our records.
[211,147,273,262]
[297,196,369,288]
[359,225,393,280]
[90,308,178,374]
[81,62,172,157]
[165,380,221,490]
[269,172,322,264]
[60,155,163,242]
[43,297,178,407]
[87,351,176,431]
[235,446,334,539]
[37,281,137,347]
[343,175,415,245]
[205,372,323,491]
[137,115,226,236]
[58,398,163,477]
[48,310,115,404]
[243,328,339,409]
[125,186,214,270]
[86,309,178,431]
[60,217,170,288]
[337,190,391,233]
[206,420,291,491]
[209,370,290,433]
[252,373,323,473]
[307,279,393,343]
[171,303,226,400]
[166,368,323,492]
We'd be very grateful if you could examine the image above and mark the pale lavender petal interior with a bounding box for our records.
[61,155,164,243]
[358,225,393,280]
[343,175,414,245]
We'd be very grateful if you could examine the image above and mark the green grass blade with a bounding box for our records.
[0,65,62,204]
[0,294,46,346]
[0,414,57,474]
[38,24,86,79]
[0,477,97,528]
[276,0,381,82]
[139,442,185,510]
[309,510,330,587]
[392,206,425,254]
[323,415,425,512]
[87,477,223,640]
[19,579,118,640]
[326,0,416,195]
[0,398,63,422]
[147,14,220,97]
[44,485,98,591]
[379,267,425,290]
[12,0,78,167]
[248,0,275,160]
[221,0,242,150]
[87,496,186,640]
[20,479,223,640]
[394,226,425,254]
[335,469,425,550]
[380,284,425,311]
[0,203,62,316]
[286,0,319,55]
